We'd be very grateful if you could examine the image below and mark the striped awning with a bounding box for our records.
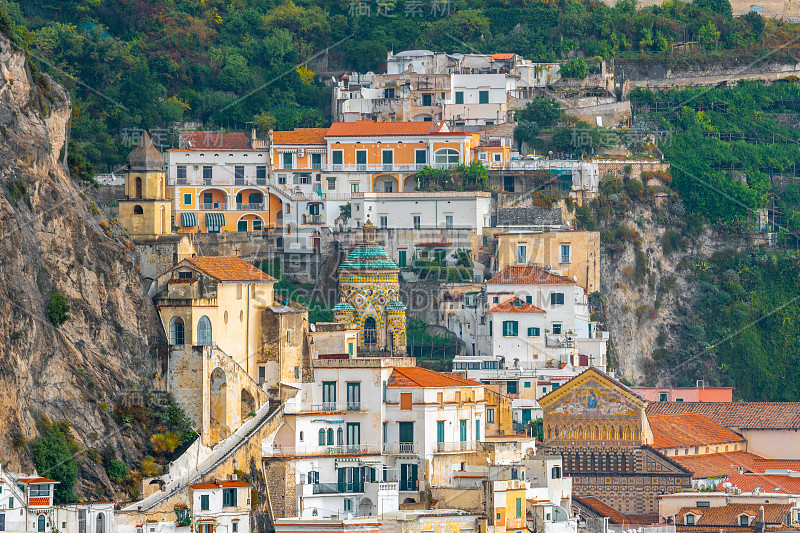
[180,212,197,227]
[205,212,225,232]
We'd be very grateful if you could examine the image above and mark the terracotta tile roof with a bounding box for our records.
[671,451,763,479]
[487,297,546,314]
[726,473,800,494]
[492,53,515,60]
[573,496,629,525]
[387,366,482,388]
[649,413,745,448]
[327,120,441,137]
[17,477,59,484]
[219,480,251,488]
[190,483,221,490]
[180,131,252,150]
[750,459,800,472]
[675,503,793,526]
[28,497,50,506]
[675,526,752,533]
[486,265,575,285]
[646,402,800,429]
[627,514,661,525]
[185,256,276,282]
[272,128,328,145]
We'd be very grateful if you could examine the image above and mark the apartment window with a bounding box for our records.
[382,150,393,170]
[560,244,571,263]
[232,523,238,533]
[413,216,421,229]
[346,422,361,446]
[686,515,695,525]
[346,382,361,410]
[550,293,565,305]
[400,392,412,410]
[294,366,300,379]
[311,153,322,168]
[258,366,266,385]
[7,497,12,510]
[344,499,352,512]
[479,90,489,104]
[659,393,668,402]
[0,514,5,532]
[552,466,561,479]
[507,381,518,394]
[183,193,192,206]
[325,177,336,191]
[176,165,187,184]
[676,398,685,402]
[332,150,344,169]
[350,182,359,194]
[528,327,540,337]
[398,250,407,268]
[415,149,427,169]
[740,516,750,526]
[524,381,531,388]
[422,93,432,106]
[445,215,453,229]
[487,408,495,423]
[322,381,337,407]
[237,220,248,232]
[493,296,499,304]
[455,91,464,104]
[516,497,522,518]
[383,422,388,444]
[502,320,518,336]
[253,219,262,231]
[282,152,293,169]
[552,323,562,334]
[222,488,237,507]
[437,392,443,406]
[384,88,395,98]
[380,216,388,229]
[489,320,492,336]
[234,165,244,184]
[78,511,85,533]
[256,165,267,185]
[200,494,210,511]
[278,173,287,185]
[202,166,213,183]
[526,295,533,304]
[517,245,527,264]
[696,502,710,508]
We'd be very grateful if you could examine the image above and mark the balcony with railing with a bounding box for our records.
[323,163,429,173]
[200,202,227,210]
[383,442,417,454]
[284,401,343,414]
[435,440,478,453]
[264,443,382,457]
[236,202,265,210]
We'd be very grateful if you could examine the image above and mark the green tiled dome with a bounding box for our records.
[333,302,355,311]
[339,242,399,271]
[386,301,407,310]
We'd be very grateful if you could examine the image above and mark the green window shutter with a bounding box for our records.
[516,497,522,518]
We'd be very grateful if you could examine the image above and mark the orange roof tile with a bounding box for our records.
[184,256,276,282]
[676,503,793,526]
[646,402,800,429]
[671,451,763,479]
[487,297,546,314]
[18,478,59,484]
[750,459,800,472]
[272,128,328,145]
[649,413,745,448]
[219,480,252,488]
[180,131,252,150]
[726,473,800,494]
[327,121,441,137]
[190,483,220,489]
[387,366,482,388]
[492,53,515,60]
[573,496,629,525]
[486,265,575,286]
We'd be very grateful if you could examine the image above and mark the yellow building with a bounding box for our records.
[495,229,600,293]
[119,131,172,241]
[487,479,528,533]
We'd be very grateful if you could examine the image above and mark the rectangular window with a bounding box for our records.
[332,150,344,169]
[552,466,561,479]
[399,422,414,451]
[686,515,695,525]
[350,182,359,194]
[659,393,668,402]
[560,244,571,263]
[346,382,361,410]
[177,165,187,184]
[413,216,421,229]
[384,88,396,98]
[183,193,192,206]
[507,381,518,394]
[437,421,444,444]
[237,220,248,232]
[380,216,388,229]
[552,323,562,334]
[232,523,238,533]
[487,408,495,423]
[234,165,245,185]
[502,320,518,337]
[524,381,531,388]
[479,90,489,104]
[415,149,427,168]
[476,419,480,442]
[516,497,522,518]
[455,91,464,104]
[322,381,337,407]
[422,93,432,106]
[696,501,710,508]
[203,166,213,184]
[7,498,11,510]
[222,488,237,507]
[445,215,453,229]
[489,320,492,336]
[344,498,352,512]
[253,219,262,231]
[282,152,293,170]
[30,485,50,497]
[526,295,533,304]
[311,153,322,169]
[256,165,267,185]
[294,366,300,379]
[258,366,266,384]
[381,150,393,170]
[517,245,527,264]
[459,420,467,442]
[383,422,388,445]
[550,293,565,305]
[78,510,85,533]
[398,250,407,268]
[527,327,540,337]
[346,422,361,446]
[200,494,210,511]
[0,513,5,532]
[400,392,412,410]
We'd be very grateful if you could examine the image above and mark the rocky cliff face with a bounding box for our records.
[0,33,166,492]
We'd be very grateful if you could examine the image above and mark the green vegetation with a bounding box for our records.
[415,161,488,192]
[406,318,454,346]
[559,57,588,80]
[47,290,70,328]
[29,418,79,503]
[268,270,333,324]
[106,459,128,483]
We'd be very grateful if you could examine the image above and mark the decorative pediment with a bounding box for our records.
[539,368,646,418]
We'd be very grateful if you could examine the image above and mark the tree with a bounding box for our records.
[514,122,540,149]
[254,111,277,135]
[697,22,720,50]
[560,57,588,80]
[339,203,352,222]
[48,290,70,327]
[107,460,128,483]
[30,429,78,503]
[515,98,562,128]
[217,53,250,92]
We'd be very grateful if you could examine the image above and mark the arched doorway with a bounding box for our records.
[37,515,45,532]
[359,497,375,516]
[135,177,143,198]
[373,175,399,193]
[197,316,212,345]
[403,175,417,192]
[96,514,105,533]
[241,389,255,419]
[363,317,377,347]
[210,367,228,441]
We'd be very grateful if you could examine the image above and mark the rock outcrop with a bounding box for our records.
[0,32,166,493]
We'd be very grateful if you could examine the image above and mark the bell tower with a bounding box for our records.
[118,131,172,242]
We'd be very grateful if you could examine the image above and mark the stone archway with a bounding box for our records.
[241,388,255,420]
[210,367,228,442]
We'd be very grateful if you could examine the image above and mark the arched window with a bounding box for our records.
[133,205,144,215]
[618,428,624,440]
[169,316,185,345]
[96,514,105,533]
[135,177,143,198]
[433,148,460,168]
[363,317,377,346]
[318,428,326,445]
[337,427,343,446]
[197,316,212,345]
[327,428,334,445]
[38,515,45,532]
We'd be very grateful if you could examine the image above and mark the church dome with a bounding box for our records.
[339,242,399,271]
[126,131,165,171]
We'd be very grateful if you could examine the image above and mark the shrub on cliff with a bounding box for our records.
[47,290,70,328]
